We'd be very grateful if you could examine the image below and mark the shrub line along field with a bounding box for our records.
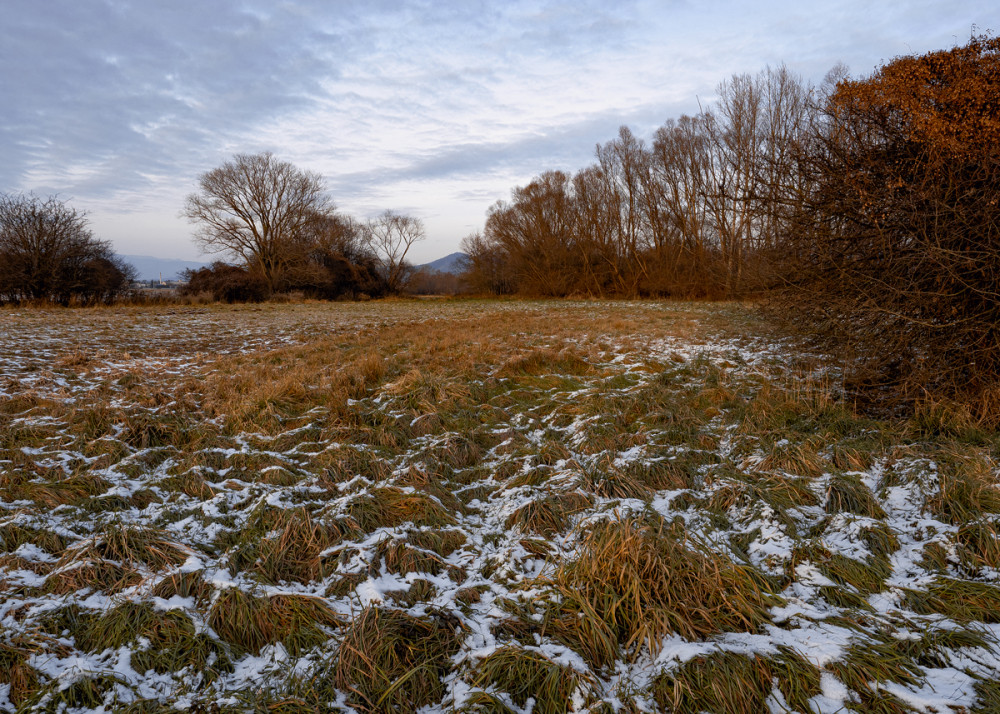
[1,300,1000,713]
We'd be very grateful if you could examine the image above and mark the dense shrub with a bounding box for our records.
[297,247,387,300]
[773,35,1000,421]
[179,263,269,303]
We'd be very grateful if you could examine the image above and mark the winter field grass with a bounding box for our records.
[2,299,1000,713]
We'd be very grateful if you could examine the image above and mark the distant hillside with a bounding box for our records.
[119,255,208,281]
[418,252,467,274]
[120,252,466,282]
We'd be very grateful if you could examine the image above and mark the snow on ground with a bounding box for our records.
[1,300,998,712]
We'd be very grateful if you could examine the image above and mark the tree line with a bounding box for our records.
[3,35,998,420]
[0,153,427,305]
[0,194,136,304]
[462,35,1000,420]
[461,62,817,299]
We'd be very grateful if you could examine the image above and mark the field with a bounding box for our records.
[2,299,1000,713]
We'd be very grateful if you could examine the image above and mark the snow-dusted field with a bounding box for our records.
[1,300,999,713]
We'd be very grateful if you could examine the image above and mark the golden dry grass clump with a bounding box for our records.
[496,347,593,377]
[540,515,775,669]
[470,646,595,714]
[46,523,191,594]
[208,589,342,655]
[332,606,464,713]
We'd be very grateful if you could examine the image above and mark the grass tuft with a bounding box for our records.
[540,515,774,669]
[905,578,1000,623]
[504,492,594,537]
[652,648,820,714]
[346,487,456,532]
[826,473,886,519]
[927,447,1000,524]
[75,601,232,677]
[496,348,592,377]
[956,520,1000,572]
[61,522,191,571]
[332,606,463,713]
[208,589,341,655]
[0,523,66,555]
[0,634,69,706]
[791,543,891,596]
[472,646,593,714]
[827,640,921,713]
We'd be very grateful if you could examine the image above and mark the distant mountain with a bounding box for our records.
[418,252,467,274]
[119,255,208,282]
[120,252,467,282]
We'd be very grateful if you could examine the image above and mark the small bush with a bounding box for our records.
[179,262,269,303]
[771,35,1000,423]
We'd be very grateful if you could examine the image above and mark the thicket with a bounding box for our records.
[773,35,1000,422]
[183,153,421,300]
[179,214,388,302]
[0,194,136,305]
[465,35,1000,421]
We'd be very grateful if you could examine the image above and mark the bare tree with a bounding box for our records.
[183,152,330,293]
[0,193,134,304]
[594,126,650,296]
[362,210,426,293]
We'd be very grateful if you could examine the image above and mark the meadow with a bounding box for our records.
[2,299,1000,713]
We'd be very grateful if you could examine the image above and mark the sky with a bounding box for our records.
[1,1,995,263]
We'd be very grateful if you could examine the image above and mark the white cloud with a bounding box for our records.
[0,0,994,262]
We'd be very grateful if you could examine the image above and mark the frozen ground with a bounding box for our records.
[1,300,998,712]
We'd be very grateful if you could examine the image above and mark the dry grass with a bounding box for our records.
[827,640,922,714]
[926,446,1000,524]
[0,523,67,555]
[74,601,232,677]
[208,589,342,655]
[249,507,344,584]
[346,487,456,531]
[0,634,70,707]
[4,300,999,711]
[826,473,886,519]
[58,523,191,572]
[905,578,1000,623]
[652,649,820,714]
[504,491,594,536]
[472,646,594,714]
[540,515,774,669]
[790,543,891,596]
[45,558,143,594]
[331,606,463,713]
[495,347,593,377]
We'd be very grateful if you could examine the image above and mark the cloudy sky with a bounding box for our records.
[1,1,994,263]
